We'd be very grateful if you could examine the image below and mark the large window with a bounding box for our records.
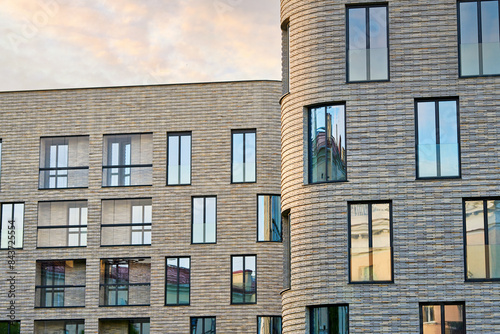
[191,317,216,334]
[231,255,256,304]
[347,5,389,82]
[458,0,500,76]
[232,130,256,183]
[99,319,150,334]
[464,199,500,280]
[167,132,192,185]
[35,260,86,308]
[165,257,190,306]
[310,305,348,334]
[420,302,465,334]
[192,196,216,244]
[309,104,346,183]
[416,99,460,178]
[39,136,89,189]
[258,316,282,334]
[34,320,84,334]
[101,199,152,246]
[100,258,151,306]
[349,202,392,282]
[37,201,87,248]
[0,321,20,334]
[257,195,282,242]
[0,203,24,249]
[102,133,152,187]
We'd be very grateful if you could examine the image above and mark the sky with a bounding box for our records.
[0,0,281,92]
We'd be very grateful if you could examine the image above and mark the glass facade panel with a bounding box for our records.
[0,203,24,249]
[231,255,256,304]
[232,130,256,183]
[192,196,216,244]
[258,195,282,242]
[310,305,348,334]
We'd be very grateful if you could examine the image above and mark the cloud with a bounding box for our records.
[0,0,280,91]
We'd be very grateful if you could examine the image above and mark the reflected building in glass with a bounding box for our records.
[281,0,500,333]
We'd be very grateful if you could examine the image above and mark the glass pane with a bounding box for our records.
[132,206,143,224]
[192,198,204,243]
[168,136,180,185]
[369,7,387,49]
[487,200,500,278]
[58,145,68,168]
[460,2,480,75]
[232,133,244,182]
[349,49,367,81]
[439,101,459,177]
[444,304,464,334]
[369,48,388,80]
[205,197,216,243]
[271,195,282,241]
[179,258,190,304]
[232,257,244,303]
[482,1,500,74]
[422,305,441,334]
[180,135,191,184]
[349,8,366,50]
[144,205,152,223]
[418,102,437,177]
[465,200,486,279]
[245,256,256,303]
[245,132,256,182]
[372,203,391,281]
[166,258,179,304]
[258,195,266,241]
[350,204,370,281]
[310,107,327,182]
[326,105,346,181]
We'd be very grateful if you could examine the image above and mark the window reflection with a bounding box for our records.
[166,257,190,305]
[258,316,282,334]
[192,196,216,244]
[232,130,256,183]
[310,305,348,334]
[421,303,464,334]
[191,317,216,334]
[231,255,256,304]
[168,132,191,185]
[258,195,282,242]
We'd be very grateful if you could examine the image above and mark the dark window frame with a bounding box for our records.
[257,315,282,334]
[0,202,25,250]
[309,304,349,334]
[191,196,217,244]
[346,3,390,83]
[165,256,191,306]
[257,194,283,242]
[463,197,500,281]
[281,19,291,96]
[414,98,461,180]
[348,201,394,284]
[457,0,500,77]
[307,102,347,184]
[190,317,216,334]
[231,254,257,305]
[167,131,192,186]
[231,129,257,184]
[419,301,466,334]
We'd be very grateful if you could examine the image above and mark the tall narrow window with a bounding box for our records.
[39,136,89,189]
[349,202,392,282]
[465,199,500,280]
[102,134,152,187]
[309,104,346,183]
[167,132,191,185]
[192,196,216,244]
[165,257,190,305]
[347,5,389,81]
[283,211,291,290]
[310,305,349,334]
[459,0,500,76]
[282,21,290,94]
[0,203,24,249]
[416,99,460,178]
[232,130,256,183]
[0,321,20,334]
[231,255,256,304]
[35,260,86,308]
[101,199,152,246]
[420,302,465,334]
[258,316,282,334]
[190,317,216,334]
[37,201,87,248]
[257,195,282,242]
[100,258,151,306]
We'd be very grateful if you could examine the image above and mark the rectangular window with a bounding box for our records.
[349,202,392,282]
[231,255,256,304]
[0,321,20,334]
[165,257,190,305]
[464,199,500,280]
[416,99,460,178]
[282,21,290,95]
[283,211,291,290]
[309,104,346,183]
[37,201,87,248]
[191,317,216,334]
[420,302,465,334]
[101,199,152,246]
[459,0,500,76]
[167,132,192,185]
[0,203,24,249]
[232,130,256,183]
[99,319,150,334]
[310,305,349,334]
[34,320,84,334]
[99,258,151,306]
[347,4,389,82]
[192,196,216,244]
[258,316,282,334]
[39,136,89,189]
[35,260,86,308]
[102,133,152,186]
[257,195,282,242]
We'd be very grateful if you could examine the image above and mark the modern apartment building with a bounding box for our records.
[0,80,284,333]
[280,0,500,333]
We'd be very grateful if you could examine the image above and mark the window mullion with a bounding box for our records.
[478,0,484,74]
[441,304,445,334]
[483,200,491,278]
[242,133,246,181]
[366,7,371,80]
[203,198,207,243]
[178,137,182,182]
[368,204,374,281]
[435,101,441,177]
[324,107,329,180]
[176,258,180,304]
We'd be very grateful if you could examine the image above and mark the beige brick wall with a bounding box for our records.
[0,80,283,333]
